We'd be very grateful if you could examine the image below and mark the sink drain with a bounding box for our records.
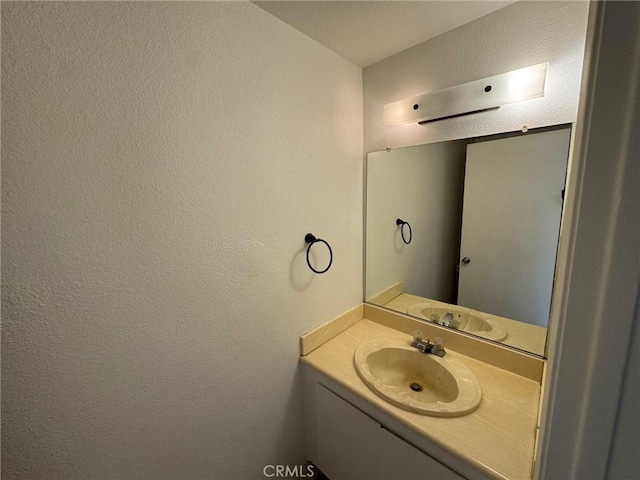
[410,382,423,392]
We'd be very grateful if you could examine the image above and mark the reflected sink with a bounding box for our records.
[354,339,482,417]
[407,303,508,342]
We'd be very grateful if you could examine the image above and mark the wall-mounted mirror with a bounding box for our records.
[365,125,571,357]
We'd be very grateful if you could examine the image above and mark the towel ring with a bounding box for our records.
[396,219,412,244]
[305,233,333,274]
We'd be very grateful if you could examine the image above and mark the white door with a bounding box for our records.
[316,385,464,480]
[458,128,570,326]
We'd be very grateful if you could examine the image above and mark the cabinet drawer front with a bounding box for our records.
[316,385,465,480]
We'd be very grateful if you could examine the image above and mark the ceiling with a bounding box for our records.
[253,1,517,67]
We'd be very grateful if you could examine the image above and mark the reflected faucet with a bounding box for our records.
[439,312,460,330]
[411,331,446,357]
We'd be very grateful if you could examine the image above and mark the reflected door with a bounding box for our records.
[458,128,570,326]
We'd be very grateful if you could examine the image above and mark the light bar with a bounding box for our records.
[383,63,548,126]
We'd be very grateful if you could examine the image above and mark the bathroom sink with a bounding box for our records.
[354,339,482,417]
[408,303,507,342]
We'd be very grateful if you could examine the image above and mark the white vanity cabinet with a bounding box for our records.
[315,384,464,480]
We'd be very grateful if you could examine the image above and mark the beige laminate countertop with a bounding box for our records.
[301,318,541,480]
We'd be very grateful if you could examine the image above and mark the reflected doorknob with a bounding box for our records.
[461,257,471,265]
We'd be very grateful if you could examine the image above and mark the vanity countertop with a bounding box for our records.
[301,318,541,480]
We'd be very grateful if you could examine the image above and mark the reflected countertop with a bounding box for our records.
[384,293,547,356]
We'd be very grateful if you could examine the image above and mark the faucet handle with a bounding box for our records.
[412,330,424,342]
[433,337,446,356]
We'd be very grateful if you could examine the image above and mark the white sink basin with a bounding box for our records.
[408,303,508,342]
[354,339,482,417]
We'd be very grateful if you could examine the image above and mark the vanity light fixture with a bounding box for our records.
[383,63,548,126]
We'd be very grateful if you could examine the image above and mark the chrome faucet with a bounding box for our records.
[411,331,446,357]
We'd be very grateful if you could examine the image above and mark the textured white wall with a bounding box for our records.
[363,1,589,152]
[1,2,362,479]
[365,141,466,302]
